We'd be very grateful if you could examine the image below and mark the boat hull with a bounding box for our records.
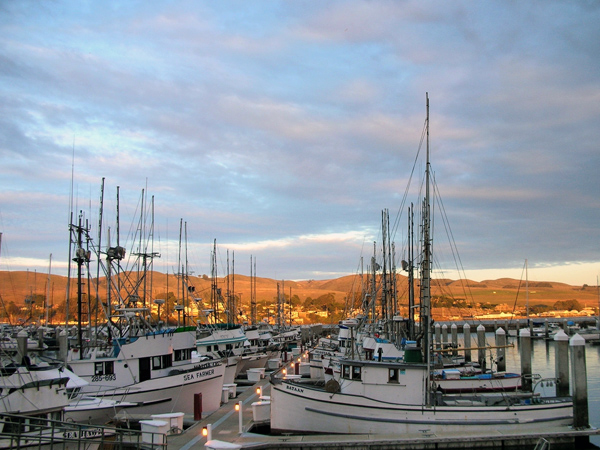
[270,380,573,435]
[78,361,225,415]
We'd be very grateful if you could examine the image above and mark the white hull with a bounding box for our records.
[84,362,225,415]
[224,357,239,385]
[64,396,137,425]
[0,378,69,415]
[270,380,573,435]
[237,353,269,374]
[67,327,226,415]
[434,372,522,393]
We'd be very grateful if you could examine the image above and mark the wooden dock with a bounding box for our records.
[164,374,600,450]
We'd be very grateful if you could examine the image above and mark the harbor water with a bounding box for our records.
[495,333,600,447]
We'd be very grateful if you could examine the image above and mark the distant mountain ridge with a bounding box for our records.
[0,270,594,312]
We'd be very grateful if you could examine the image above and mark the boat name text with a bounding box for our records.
[184,368,214,381]
[63,428,104,439]
[285,384,304,393]
[91,374,116,382]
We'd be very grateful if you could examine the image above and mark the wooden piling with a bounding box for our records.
[554,330,570,397]
[495,327,506,372]
[463,323,471,363]
[520,328,532,392]
[477,324,486,371]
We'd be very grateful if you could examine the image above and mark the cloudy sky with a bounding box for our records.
[0,1,599,286]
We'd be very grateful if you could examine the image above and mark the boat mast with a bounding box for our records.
[408,203,415,340]
[592,274,600,330]
[46,253,52,327]
[525,258,529,328]
[422,92,432,405]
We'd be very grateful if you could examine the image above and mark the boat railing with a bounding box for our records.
[534,437,550,450]
[0,412,167,449]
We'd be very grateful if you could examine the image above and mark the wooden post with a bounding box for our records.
[554,330,570,397]
[441,324,448,348]
[16,330,28,366]
[194,393,202,420]
[451,324,458,358]
[570,334,589,430]
[477,324,486,371]
[495,327,506,373]
[520,328,532,392]
[463,323,471,363]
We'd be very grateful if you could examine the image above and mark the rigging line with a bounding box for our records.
[431,174,475,308]
[509,261,528,325]
[390,117,428,241]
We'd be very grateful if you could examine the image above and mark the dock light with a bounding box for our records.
[237,400,243,434]
[202,426,208,437]
[297,357,301,362]
[283,368,287,375]
[256,386,262,396]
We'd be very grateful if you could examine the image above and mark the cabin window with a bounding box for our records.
[388,368,399,383]
[95,361,114,376]
[174,348,193,362]
[352,365,362,380]
[152,355,173,370]
[226,344,233,351]
[342,365,351,379]
[206,345,212,352]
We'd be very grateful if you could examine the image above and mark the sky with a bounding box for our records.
[0,1,599,287]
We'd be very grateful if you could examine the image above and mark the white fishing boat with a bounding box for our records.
[270,94,574,436]
[65,321,225,415]
[0,363,118,449]
[14,361,137,424]
[432,368,521,393]
[196,325,246,383]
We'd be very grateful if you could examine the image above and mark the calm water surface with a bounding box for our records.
[482,333,600,446]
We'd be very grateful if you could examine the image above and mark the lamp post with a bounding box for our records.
[235,400,243,434]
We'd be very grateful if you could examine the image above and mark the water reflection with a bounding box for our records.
[467,333,600,446]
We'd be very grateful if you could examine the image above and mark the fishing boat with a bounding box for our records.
[58,195,225,417]
[65,320,225,415]
[270,94,573,435]
[0,357,121,449]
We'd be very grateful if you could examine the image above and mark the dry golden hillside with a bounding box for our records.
[1,270,597,317]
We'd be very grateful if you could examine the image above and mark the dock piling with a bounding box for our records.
[451,324,458,357]
[520,328,532,392]
[495,327,506,372]
[463,323,471,363]
[554,330,570,397]
[477,324,486,371]
[570,334,589,429]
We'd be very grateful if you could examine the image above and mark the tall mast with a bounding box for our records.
[225,249,233,324]
[95,178,105,338]
[46,253,52,326]
[408,203,415,340]
[211,239,219,319]
[232,251,236,325]
[251,255,257,325]
[184,221,189,326]
[422,92,432,405]
[525,258,529,325]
